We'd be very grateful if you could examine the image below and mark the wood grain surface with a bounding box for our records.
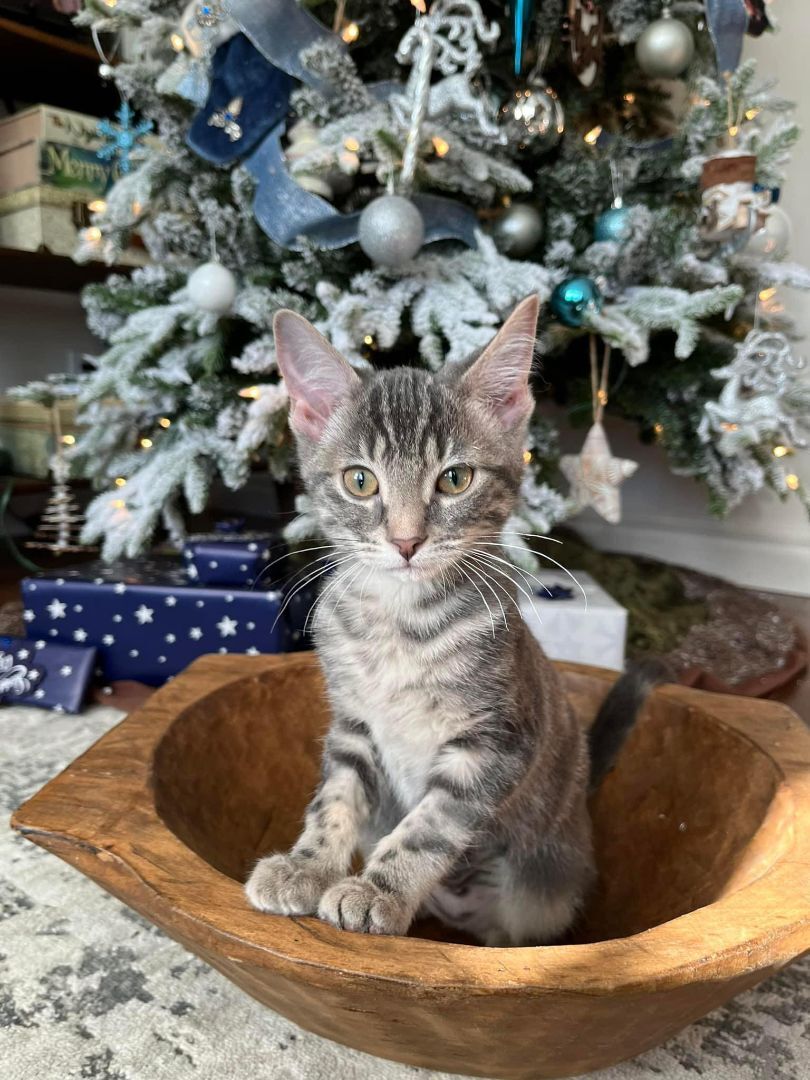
[11,655,810,1080]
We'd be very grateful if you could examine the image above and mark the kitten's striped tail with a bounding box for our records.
[588,658,672,791]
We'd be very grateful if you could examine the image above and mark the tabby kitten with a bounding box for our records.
[245,296,656,945]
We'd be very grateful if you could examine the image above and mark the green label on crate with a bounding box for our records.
[38,142,121,196]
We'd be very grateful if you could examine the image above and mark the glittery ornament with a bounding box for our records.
[492,203,544,258]
[358,195,425,267]
[699,329,810,456]
[594,205,630,242]
[96,102,153,176]
[550,276,602,327]
[499,78,564,154]
[744,204,792,259]
[207,96,243,142]
[560,420,638,524]
[635,9,695,79]
[187,260,237,315]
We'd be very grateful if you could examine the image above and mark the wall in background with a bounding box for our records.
[0,285,98,390]
[572,13,810,596]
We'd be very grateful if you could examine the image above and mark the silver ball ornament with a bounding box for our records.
[187,260,237,315]
[98,62,115,80]
[635,11,695,79]
[358,195,424,267]
[492,204,544,258]
[499,80,564,154]
[744,204,792,259]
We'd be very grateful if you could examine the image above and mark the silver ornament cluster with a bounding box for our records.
[491,204,543,258]
[500,79,564,154]
[699,329,810,456]
[635,9,694,79]
[358,195,425,268]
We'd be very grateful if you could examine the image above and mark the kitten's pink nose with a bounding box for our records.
[391,536,426,562]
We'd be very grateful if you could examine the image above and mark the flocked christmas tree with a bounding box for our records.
[19,0,810,564]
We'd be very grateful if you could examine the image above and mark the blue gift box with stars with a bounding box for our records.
[21,558,302,687]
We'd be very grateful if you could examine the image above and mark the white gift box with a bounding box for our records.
[519,570,627,672]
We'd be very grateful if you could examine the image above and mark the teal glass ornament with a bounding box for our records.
[594,205,630,243]
[550,276,602,327]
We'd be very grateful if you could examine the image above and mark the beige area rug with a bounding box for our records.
[2,703,808,1080]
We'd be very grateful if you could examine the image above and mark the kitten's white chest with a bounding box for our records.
[322,618,465,810]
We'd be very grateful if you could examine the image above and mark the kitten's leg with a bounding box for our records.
[245,718,378,915]
[318,731,525,936]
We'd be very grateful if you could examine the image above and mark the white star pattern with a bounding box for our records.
[165,596,177,606]
[218,647,228,654]
[187,564,198,580]
[46,599,67,619]
[158,655,167,664]
[102,635,115,646]
[114,583,127,595]
[73,604,83,613]
[28,670,39,681]
[113,614,122,623]
[239,564,248,572]
[189,627,203,640]
[34,688,45,700]
[35,640,45,649]
[17,648,29,659]
[49,629,58,637]
[27,583,37,591]
[195,599,204,608]
[165,634,176,644]
[134,604,154,624]
[225,595,234,603]
[247,543,258,552]
[23,609,34,622]
[246,622,255,631]
[55,578,65,586]
[261,549,270,560]
[73,628,88,642]
[246,646,259,656]
[53,704,65,714]
[129,649,139,658]
[208,560,219,569]
[216,615,238,638]
[59,665,73,677]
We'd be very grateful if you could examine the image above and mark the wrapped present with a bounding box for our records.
[183,526,279,586]
[21,558,299,687]
[0,635,96,713]
[519,570,627,672]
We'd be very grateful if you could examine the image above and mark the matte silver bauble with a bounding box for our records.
[635,12,695,79]
[358,195,425,267]
[499,80,564,154]
[492,203,544,258]
[187,260,237,315]
[744,204,792,259]
[98,63,115,80]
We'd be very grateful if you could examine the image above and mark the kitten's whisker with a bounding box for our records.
[456,562,497,639]
[478,531,563,546]
[270,555,357,634]
[464,555,523,620]
[320,560,366,633]
[461,558,509,630]
[252,541,363,590]
[267,550,351,594]
[470,548,554,598]
[468,552,544,626]
[474,542,588,609]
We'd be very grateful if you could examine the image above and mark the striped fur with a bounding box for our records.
[245,299,640,945]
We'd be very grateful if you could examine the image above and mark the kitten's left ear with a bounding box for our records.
[273,309,361,441]
[462,295,539,429]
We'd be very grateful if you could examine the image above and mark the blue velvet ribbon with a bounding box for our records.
[245,126,479,251]
[227,0,344,90]
[705,0,749,74]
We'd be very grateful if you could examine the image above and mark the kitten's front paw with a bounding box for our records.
[245,854,332,916]
[318,876,412,936]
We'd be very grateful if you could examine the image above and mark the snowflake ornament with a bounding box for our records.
[96,102,153,175]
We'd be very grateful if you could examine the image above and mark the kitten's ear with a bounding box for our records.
[273,310,361,441]
[462,295,539,429]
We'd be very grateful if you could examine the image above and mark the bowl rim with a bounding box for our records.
[12,653,810,998]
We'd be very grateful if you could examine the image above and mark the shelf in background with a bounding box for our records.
[0,15,117,115]
[0,247,128,292]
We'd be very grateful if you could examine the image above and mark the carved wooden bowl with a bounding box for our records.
[12,654,810,1080]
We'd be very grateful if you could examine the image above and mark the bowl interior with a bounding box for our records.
[152,663,783,944]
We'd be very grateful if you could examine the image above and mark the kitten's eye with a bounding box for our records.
[437,464,473,495]
[343,467,379,498]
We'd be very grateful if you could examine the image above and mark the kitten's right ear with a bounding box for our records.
[273,310,360,441]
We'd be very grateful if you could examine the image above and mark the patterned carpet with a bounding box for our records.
[2,703,808,1080]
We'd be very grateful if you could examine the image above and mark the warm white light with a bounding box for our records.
[140,437,153,449]
[239,386,261,399]
[114,477,127,487]
[522,450,532,464]
[112,498,126,509]
[85,226,102,243]
[170,32,185,52]
[158,417,171,428]
[363,335,374,346]
[785,473,800,490]
[88,198,107,214]
[341,21,360,43]
[432,136,450,157]
[61,434,76,445]
[584,125,602,146]
[344,137,360,153]
[773,445,789,458]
